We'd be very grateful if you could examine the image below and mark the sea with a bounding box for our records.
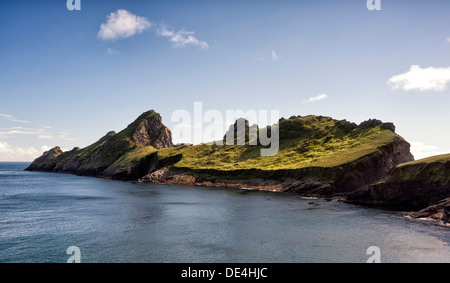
[0,162,449,263]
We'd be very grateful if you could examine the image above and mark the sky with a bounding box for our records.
[1,0,450,161]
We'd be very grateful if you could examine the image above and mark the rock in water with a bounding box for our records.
[409,198,450,224]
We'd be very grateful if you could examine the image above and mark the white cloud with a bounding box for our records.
[446,37,450,43]
[410,142,447,160]
[0,141,49,162]
[157,24,209,49]
[0,127,53,139]
[98,10,151,41]
[387,65,450,92]
[303,93,328,104]
[271,50,279,61]
[0,114,30,123]
[106,47,120,55]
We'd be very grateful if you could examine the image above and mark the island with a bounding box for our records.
[26,110,449,225]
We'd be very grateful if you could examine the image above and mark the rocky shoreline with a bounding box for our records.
[139,167,450,226]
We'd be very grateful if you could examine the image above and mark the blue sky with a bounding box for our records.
[1,0,450,161]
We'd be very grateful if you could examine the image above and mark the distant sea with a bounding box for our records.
[0,162,449,263]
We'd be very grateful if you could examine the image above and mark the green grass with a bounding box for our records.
[399,153,450,167]
[110,146,157,167]
[157,116,399,171]
[379,153,450,185]
[43,114,402,178]
[52,111,162,168]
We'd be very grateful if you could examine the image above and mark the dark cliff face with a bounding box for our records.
[139,138,413,199]
[332,138,414,193]
[346,155,450,223]
[25,110,174,175]
[25,147,64,171]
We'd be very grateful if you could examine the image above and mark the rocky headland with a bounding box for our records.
[26,110,449,225]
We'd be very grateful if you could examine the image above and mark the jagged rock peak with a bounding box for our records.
[129,110,174,149]
[128,110,161,126]
[44,146,63,157]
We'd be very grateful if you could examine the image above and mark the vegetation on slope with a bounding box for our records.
[26,110,173,174]
[156,116,400,172]
[376,154,450,185]
[27,112,411,192]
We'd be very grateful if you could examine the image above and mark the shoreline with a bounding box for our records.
[24,166,449,228]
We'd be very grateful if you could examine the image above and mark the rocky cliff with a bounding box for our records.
[138,115,414,196]
[25,110,174,177]
[346,154,450,224]
[140,137,413,197]
[26,112,414,200]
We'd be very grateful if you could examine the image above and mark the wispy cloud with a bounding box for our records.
[446,37,450,43]
[59,130,76,141]
[271,50,279,61]
[98,9,151,41]
[0,114,30,123]
[0,127,54,140]
[303,93,328,104]
[106,47,120,55]
[157,24,209,49]
[387,65,450,92]
[410,142,446,160]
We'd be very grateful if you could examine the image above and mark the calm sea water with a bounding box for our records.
[0,162,449,263]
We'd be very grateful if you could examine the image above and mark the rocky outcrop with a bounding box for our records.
[223,118,259,145]
[409,198,450,225]
[131,112,174,149]
[25,110,174,176]
[26,147,63,171]
[283,178,335,198]
[358,119,396,133]
[332,138,414,193]
[346,180,450,209]
[346,157,450,210]
[140,168,197,185]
